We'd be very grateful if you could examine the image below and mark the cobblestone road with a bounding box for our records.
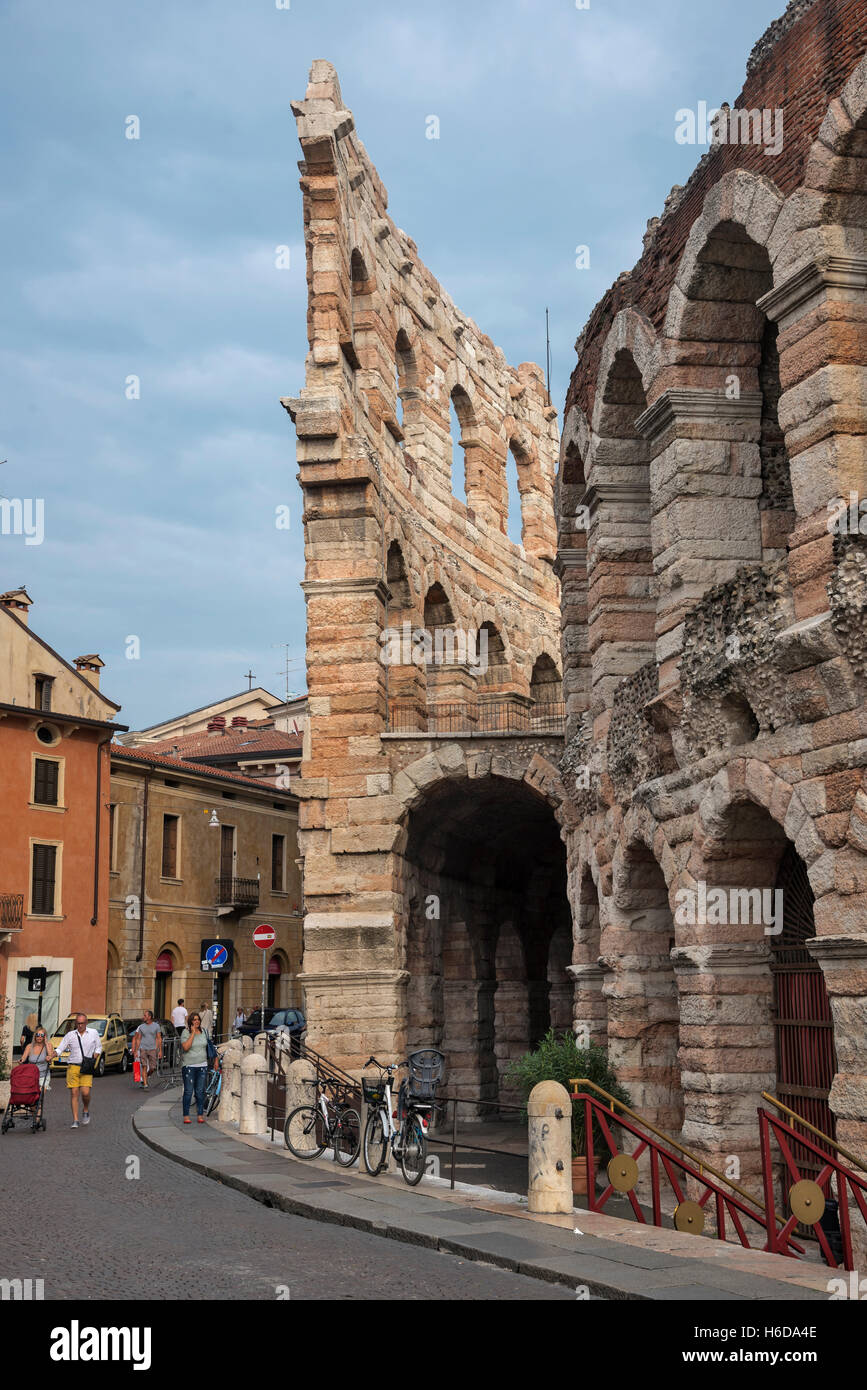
[0,1074,572,1300]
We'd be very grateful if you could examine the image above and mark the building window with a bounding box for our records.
[161,814,179,878]
[271,834,285,892]
[31,844,57,915]
[109,804,118,871]
[34,675,54,711]
[33,758,60,806]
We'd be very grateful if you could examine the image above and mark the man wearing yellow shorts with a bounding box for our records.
[54,1013,102,1128]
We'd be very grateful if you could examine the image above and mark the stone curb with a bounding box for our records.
[131,1094,825,1302]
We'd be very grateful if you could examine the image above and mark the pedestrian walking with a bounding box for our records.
[179,1012,209,1123]
[21,1025,55,1090]
[53,1013,101,1128]
[19,1009,39,1051]
[199,1002,214,1036]
[132,1010,162,1089]
[232,1006,245,1035]
[171,998,188,1029]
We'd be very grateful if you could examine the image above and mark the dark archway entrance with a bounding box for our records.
[772,844,838,1197]
[403,775,571,1106]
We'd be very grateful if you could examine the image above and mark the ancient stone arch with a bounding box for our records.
[288,62,562,1083]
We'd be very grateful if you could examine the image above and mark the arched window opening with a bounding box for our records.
[719,691,760,746]
[342,249,368,370]
[449,391,466,500]
[530,653,562,705]
[506,447,523,546]
[423,582,455,631]
[478,622,508,689]
[395,329,417,434]
[386,541,411,613]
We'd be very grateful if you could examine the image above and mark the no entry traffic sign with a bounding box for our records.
[252,923,276,951]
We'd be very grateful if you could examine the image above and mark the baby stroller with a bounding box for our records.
[1,1062,47,1133]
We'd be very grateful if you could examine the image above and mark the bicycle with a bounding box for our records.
[284,1078,360,1166]
[204,1056,222,1116]
[361,1053,442,1187]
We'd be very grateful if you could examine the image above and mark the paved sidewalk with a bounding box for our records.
[132,1092,833,1301]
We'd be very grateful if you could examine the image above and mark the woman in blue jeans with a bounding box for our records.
[179,1011,209,1123]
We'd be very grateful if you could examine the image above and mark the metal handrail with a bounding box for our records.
[571,1076,774,1219]
[761,1092,867,1174]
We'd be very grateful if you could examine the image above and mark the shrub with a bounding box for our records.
[506,1029,630,1158]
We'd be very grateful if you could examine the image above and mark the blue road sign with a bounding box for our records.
[205,943,228,969]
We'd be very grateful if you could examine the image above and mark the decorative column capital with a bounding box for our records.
[671,941,771,975]
[757,255,867,329]
[635,389,763,448]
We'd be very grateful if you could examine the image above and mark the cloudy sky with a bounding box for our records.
[0,0,786,730]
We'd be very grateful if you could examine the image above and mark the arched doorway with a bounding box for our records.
[402,774,571,1106]
[154,947,176,1020]
[772,843,838,1197]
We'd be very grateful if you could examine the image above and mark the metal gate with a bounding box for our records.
[771,844,837,1203]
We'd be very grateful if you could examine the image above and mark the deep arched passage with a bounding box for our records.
[402,774,571,1106]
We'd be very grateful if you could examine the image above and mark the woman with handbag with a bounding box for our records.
[53,1013,102,1128]
[179,1011,212,1123]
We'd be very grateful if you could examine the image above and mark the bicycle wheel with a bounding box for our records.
[400,1116,427,1186]
[205,1072,222,1116]
[284,1105,327,1159]
[362,1108,388,1174]
[334,1108,361,1167]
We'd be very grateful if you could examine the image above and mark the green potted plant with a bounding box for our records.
[506,1029,630,1194]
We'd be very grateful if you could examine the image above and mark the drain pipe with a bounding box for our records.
[91,738,108,925]
[135,768,152,962]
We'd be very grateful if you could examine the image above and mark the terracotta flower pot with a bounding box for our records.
[572,1155,588,1196]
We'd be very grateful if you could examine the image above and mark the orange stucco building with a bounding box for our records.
[0,589,125,1058]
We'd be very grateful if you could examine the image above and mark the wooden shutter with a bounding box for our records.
[161,815,178,877]
[34,758,59,805]
[32,844,57,914]
[220,825,235,879]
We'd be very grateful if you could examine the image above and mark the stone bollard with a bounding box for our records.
[284,1057,316,1120]
[218,1044,242,1125]
[527,1080,573,1214]
[253,1031,268,1057]
[239,1052,268,1135]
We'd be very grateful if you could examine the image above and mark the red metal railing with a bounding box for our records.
[760,1101,867,1270]
[573,1089,798,1257]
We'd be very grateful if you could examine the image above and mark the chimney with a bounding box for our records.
[207,716,227,734]
[230,716,248,728]
[0,587,33,626]
[74,653,104,689]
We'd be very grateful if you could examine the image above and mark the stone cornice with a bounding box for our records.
[806,934,867,968]
[567,962,607,981]
[582,482,650,513]
[301,577,390,604]
[636,390,763,445]
[671,941,771,974]
[757,255,867,325]
[553,548,586,576]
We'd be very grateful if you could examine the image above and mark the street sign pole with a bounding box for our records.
[261,947,266,1037]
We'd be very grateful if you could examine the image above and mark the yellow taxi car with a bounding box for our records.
[50,1013,131,1076]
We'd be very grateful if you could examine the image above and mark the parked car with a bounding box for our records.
[236,1007,306,1042]
[50,1013,130,1076]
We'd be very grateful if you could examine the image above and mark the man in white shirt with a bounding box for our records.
[54,1013,102,1128]
[171,999,188,1029]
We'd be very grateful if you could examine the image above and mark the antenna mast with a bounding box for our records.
[545,307,552,407]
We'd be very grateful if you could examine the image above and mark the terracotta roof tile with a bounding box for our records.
[111,745,289,793]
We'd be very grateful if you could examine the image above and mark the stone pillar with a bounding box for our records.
[569,963,608,1049]
[239,1052,268,1136]
[672,942,774,1193]
[757,257,867,622]
[636,389,765,697]
[217,1042,242,1126]
[528,1080,573,1214]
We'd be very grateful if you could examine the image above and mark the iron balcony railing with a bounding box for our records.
[0,893,24,931]
[387,699,565,736]
[214,875,260,909]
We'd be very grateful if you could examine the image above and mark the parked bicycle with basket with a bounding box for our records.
[362,1049,445,1186]
[284,1077,360,1166]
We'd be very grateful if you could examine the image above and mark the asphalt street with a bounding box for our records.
[0,1071,572,1300]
